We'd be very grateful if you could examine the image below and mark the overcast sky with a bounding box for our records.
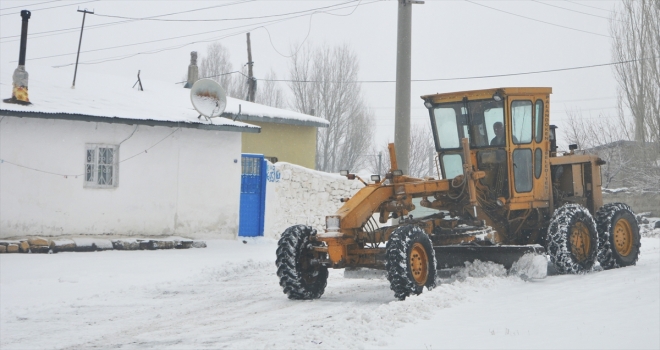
[0,0,624,147]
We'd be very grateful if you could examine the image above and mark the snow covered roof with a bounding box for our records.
[0,65,258,133]
[0,64,323,132]
[220,98,329,128]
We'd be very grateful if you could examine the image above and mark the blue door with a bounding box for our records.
[239,154,266,237]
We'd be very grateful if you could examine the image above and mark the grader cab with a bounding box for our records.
[275,87,641,301]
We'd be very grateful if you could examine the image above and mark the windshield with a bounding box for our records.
[431,99,504,150]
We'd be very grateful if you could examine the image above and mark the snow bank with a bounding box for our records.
[263,162,363,238]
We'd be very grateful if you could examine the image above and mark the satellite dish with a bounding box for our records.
[190,78,227,119]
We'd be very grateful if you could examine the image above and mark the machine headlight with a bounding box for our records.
[326,216,341,232]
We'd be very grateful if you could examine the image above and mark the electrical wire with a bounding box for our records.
[0,0,63,11]
[464,0,611,38]
[48,0,378,67]
[563,0,614,14]
[91,0,359,22]
[262,57,654,83]
[0,0,254,41]
[530,0,623,22]
[0,126,182,178]
[262,0,366,58]
[22,0,371,62]
[0,0,99,17]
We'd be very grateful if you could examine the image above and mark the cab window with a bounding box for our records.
[511,100,533,144]
[535,100,544,143]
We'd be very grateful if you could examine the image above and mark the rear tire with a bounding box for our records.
[546,204,598,274]
[386,225,437,300]
[595,203,641,269]
[276,225,328,300]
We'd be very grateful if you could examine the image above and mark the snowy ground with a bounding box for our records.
[1,233,659,349]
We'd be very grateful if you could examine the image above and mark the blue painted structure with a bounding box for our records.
[239,154,267,237]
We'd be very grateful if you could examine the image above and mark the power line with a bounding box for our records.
[564,0,615,14]
[0,0,254,41]
[0,0,99,17]
[48,0,378,67]
[531,0,621,22]
[263,57,653,83]
[464,0,611,38]
[0,0,63,11]
[262,0,367,58]
[91,0,359,22]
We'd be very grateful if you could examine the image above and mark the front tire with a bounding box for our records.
[595,203,641,269]
[546,204,598,274]
[386,225,437,300]
[276,225,328,300]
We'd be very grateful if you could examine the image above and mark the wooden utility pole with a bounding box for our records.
[72,8,94,89]
[246,32,256,102]
[394,0,423,174]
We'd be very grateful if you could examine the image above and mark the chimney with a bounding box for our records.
[3,10,32,105]
[184,51,199,89]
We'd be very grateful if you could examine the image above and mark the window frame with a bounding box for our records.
[84,144,119,189]
[512,148,533,193]
[510,100,534,145]
[534,99,544,143]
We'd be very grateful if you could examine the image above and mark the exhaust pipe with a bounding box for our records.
[3,10,32,105]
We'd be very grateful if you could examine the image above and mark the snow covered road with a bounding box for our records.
[1,238,658,349]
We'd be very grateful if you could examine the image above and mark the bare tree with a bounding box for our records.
[256,69,285,108]
[610,0,660,148]
[199,43,233,90]
[288,43,374,172]
[198,42,247,99]
[564,109,633,188]
[606,0,660,189]
[367,124,436,178]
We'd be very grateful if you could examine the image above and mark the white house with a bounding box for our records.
[0,65,263,239]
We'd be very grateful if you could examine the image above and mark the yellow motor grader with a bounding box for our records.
[276,87,641,300]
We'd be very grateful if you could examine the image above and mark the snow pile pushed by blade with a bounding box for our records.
[509,252,548,280]
[454,260,508,280]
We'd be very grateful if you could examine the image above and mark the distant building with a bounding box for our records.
[223,104,328,169]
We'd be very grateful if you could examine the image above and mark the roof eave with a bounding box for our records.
[223,112,329,128]
[0,110,261,133]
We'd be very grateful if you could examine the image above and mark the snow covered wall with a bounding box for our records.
[603,191,660,217]
[263,162,362,239]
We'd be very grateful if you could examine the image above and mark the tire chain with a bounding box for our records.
[275,225,327,300]
[385,225,437,301]
[546,203,598,274]
[594,202,640,269]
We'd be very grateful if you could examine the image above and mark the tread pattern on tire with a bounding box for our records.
[385,225,437,301]
[546,203,598,274]
[595,202,641,269]
[276,225,328,300]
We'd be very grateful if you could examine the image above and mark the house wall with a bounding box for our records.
[0,116,242,239]
[241,122,317,169]
[263,162,362,239]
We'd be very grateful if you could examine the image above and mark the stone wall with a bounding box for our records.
[603,191,660,217]
[263,162,362,239]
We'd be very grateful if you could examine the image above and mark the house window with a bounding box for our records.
[85,144,118,188]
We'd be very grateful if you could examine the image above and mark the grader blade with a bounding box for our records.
[434,244,546,269]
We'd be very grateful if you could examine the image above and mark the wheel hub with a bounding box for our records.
[570,222,591,262]
[410,243,429,286]
[613,219,633,256]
